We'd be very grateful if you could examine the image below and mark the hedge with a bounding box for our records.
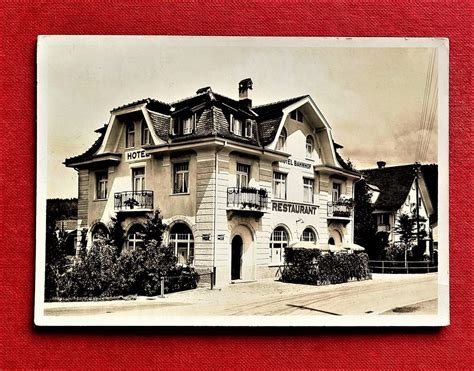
[281,248,371,285]
[52,240,199,301]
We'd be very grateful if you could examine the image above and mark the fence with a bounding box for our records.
[158,268,216,298]
[369,260,438,274]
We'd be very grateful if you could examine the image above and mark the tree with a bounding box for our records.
[143,210,166,245]
[394,213,416,246]
[353,179,380,258]
[108,214,125,253]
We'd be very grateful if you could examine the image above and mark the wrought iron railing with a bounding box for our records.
[369,260,438,274]
[327,201,353,218]
[227,187,268,211]
[114,190,154,211]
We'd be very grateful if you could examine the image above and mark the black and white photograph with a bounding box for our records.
[35,36,448,326]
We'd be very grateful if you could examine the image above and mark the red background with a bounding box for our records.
[0,1,472,369]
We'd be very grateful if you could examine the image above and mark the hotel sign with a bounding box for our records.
[272,201,319,215]
[280,158,312,170]
[125,149,151,162]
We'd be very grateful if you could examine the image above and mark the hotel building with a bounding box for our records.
[65,78,361,286]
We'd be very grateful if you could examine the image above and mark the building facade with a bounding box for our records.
[361,162,438,255]
[65,79,360,286]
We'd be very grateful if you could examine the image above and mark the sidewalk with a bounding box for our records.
[44,273,438,317]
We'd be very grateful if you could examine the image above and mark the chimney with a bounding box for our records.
[238,78,253,107]
[377,161,386,169]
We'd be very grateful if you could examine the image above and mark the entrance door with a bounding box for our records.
[231,235,243,280]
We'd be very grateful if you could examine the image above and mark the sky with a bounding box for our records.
[40,37,439,198]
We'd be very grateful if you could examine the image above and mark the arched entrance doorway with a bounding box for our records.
[231,235,243,280]
[328,229,343,246]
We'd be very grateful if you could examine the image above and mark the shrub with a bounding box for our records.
[54,239,199,300]
[281,248,371,286]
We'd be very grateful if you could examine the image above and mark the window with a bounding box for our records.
[377,214,390,225]
[270,227,289,265]
[290,109,304,123]
[332,182,341,202]
[244,120,253,138]
[125,122,135,148]
[301,228,316,242]
[141,122,150,145]
[236,163,250,188]
[132,167,145,192]
[303,178,314,203]
[173,162,189,194]
[127,224,145,250]
[91,223,109,244]
[183,116,194,135]
[230,115,242,136]
[170,223,194,265]
[306,136,314,159]
[96,171,108,200]
[273,172,287,200]
[277,127,287,150]
[172,114,195,136]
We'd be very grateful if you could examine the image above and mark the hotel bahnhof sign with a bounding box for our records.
[272,201,319,215]
[125,149,151,162]
[279,158,313,170]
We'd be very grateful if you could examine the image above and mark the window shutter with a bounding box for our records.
[229,114,234,133]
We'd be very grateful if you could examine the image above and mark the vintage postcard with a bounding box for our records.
[35,36,449,326]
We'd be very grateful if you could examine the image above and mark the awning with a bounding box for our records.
[341,242,366,251]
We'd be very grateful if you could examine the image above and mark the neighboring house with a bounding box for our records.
[65,78,360,286]
[361,162,438,254]
[55,219,78,256]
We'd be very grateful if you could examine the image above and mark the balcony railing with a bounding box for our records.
[327,201,353,218]
[377,224,391,233]
[114,190,153,211]
[227,187,268,211]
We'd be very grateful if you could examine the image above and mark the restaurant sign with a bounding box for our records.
[125,149,151,162]
[272,201,319,215]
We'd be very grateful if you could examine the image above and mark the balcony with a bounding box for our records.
[227,187,268,219]
[114,191,154,212]
[327,201,353,222]
[377,224,391,233]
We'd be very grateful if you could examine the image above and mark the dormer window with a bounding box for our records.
[125,122,135,148]
[230,114,242,136]
[141,121,150,145]
[172,114,195,136]
[290,109,304,123]
[244,120,253,138]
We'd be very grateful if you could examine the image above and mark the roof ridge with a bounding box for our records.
[111,97,170,112]
[252,95,308,109]
[361,163,418,171]
[169,91,209,105]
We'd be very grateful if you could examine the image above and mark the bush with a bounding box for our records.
[281,248,371,286]
[54,239,199,300]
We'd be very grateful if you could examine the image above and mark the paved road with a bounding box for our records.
[44,273,438,317]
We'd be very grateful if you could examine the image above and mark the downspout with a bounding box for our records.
[351,174,364,244]
[213,140,228,279]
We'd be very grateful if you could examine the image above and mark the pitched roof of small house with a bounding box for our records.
[361,164,437,214]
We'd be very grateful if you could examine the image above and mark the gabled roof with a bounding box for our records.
[253,96,308,120]
[252,96,308,145]
[362,164,417,212]
[361,164,438,214]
